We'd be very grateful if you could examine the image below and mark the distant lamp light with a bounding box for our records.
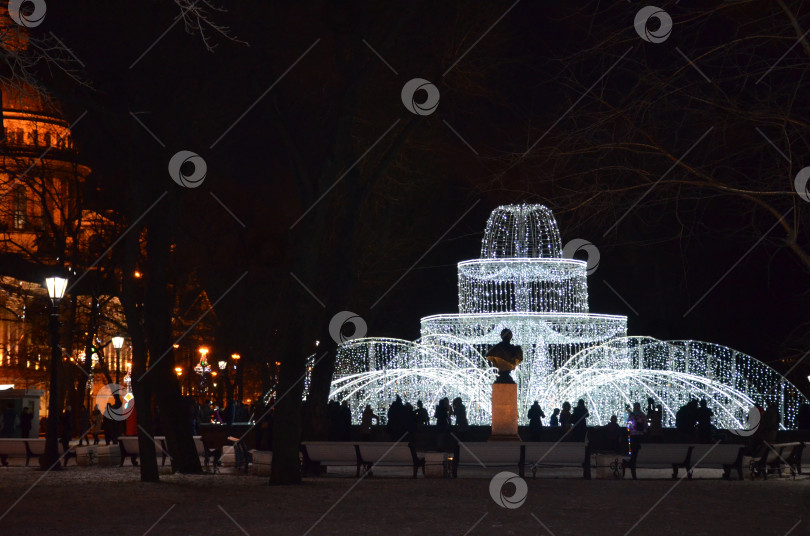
[231,353,240,361]
[199,347,209,358]
[218,360,227,370]
[175,366,183,376]
[133,271,142,279]
[45,276,68,303]
[173,344,179,349]
[111,336,125,350]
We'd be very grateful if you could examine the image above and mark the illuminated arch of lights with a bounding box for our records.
[328,205,808,428]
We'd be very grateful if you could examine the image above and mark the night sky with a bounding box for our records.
[35,1,810,393]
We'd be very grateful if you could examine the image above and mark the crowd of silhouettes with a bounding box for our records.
[332,395,469,446]
[325,395,810,452]
[526,399,590,442]
[674,398,717,443]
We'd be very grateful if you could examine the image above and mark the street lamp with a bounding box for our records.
[111,335,125,385]
[231,353,241,402]
[42,275,67,470]
[196,346,211,395]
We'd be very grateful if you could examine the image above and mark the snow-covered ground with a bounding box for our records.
[0,465,806,535]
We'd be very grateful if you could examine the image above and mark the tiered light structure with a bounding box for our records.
[329,205,809,428]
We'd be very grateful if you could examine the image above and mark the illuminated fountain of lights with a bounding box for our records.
[328,205,809,428]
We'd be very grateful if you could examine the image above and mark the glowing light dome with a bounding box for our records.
[330,205,808,428]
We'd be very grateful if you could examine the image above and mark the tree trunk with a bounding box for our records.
[121,229,159,482]
[142,198,201,474]
[269,314,307,484]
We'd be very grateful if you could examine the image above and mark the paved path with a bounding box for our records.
[0,466,807,535]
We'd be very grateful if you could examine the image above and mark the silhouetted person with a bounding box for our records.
[696,399,714,443]
[604,415,622,453]
[89,407,102,445]
[386,395,407,440]
[19,407,33,438]
[1,402,18,437]
[627,402,647,455]
[571,399,589,442]
[549,408,560,427]
[403,402,418,441]
[453,397,468,439]
[675,400,698,442]
[760,404,780,445]
[415,400,430,427]
[559,401,572,433]
[102,404,115,445]
[435,397,452,451]
[360,404,379,442]
[646,402,663,443]
[527,401,545,441]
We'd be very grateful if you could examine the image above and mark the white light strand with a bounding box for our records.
[326,205,808,429]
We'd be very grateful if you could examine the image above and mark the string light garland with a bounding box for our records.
[325,205,809,428]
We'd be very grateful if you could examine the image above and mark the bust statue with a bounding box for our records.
[486,328,523,384]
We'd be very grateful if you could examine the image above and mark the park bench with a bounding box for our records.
[194,436,219,471]
[523,442,591,479]
[621,443,692,480]
[216,436,251,474]
[15,438,76,467]
[301,442,361,476]
[117,436,170,466]
[450,442,523,478]
[118,435,213,468]
[356,442,425,478]
[0,438,32,466]
[249,449,272,476]
[750,442,803,479]
[688,443,745,480]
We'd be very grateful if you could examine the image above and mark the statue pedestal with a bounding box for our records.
[490,382,521,441]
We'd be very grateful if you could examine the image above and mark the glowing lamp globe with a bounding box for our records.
[45,276,68,302]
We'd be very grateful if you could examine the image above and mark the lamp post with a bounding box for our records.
[42,275,67,470]
[196,346,210,398]
[218,360,227,407]
[111,335,124,385]
[175,366,183,395]
[231,353,241,402]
